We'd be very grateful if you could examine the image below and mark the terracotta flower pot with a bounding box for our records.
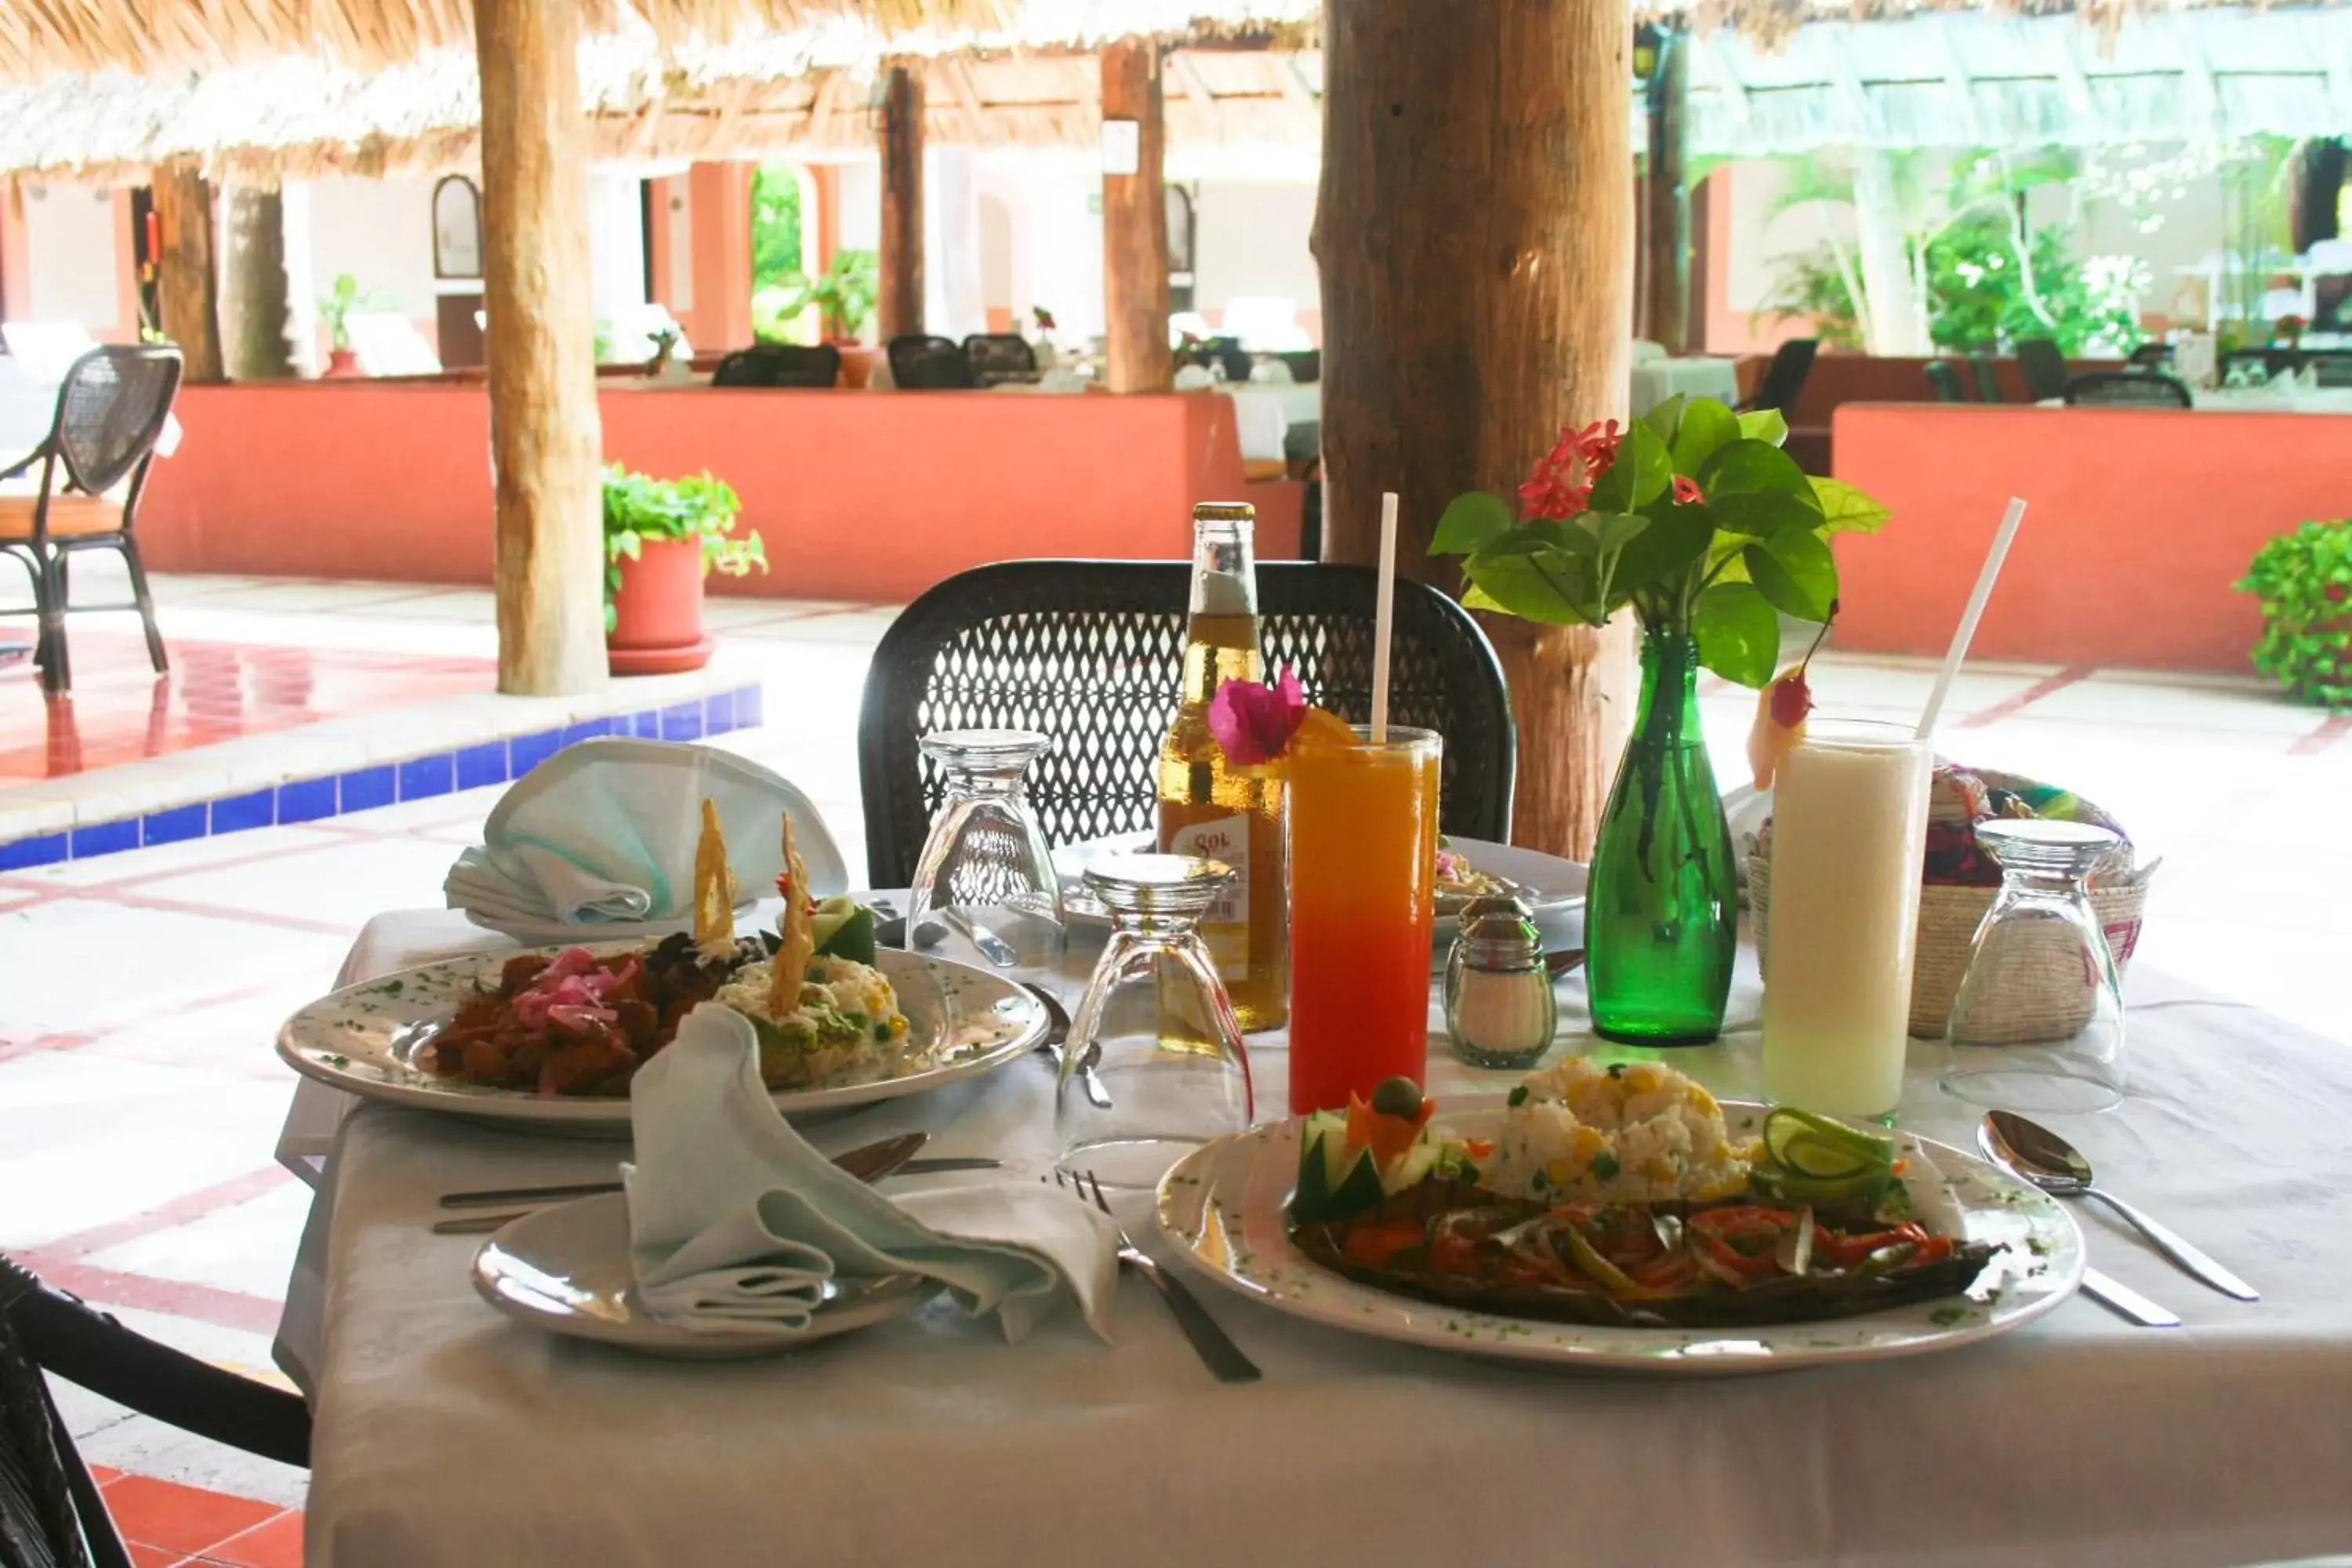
[324,347,361,378]
[608,536,715,676]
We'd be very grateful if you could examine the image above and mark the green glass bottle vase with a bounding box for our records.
[1586,630,1739,1045]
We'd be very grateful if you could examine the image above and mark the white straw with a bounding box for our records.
[1370,491,1399,743]
[1915,496,2028,741]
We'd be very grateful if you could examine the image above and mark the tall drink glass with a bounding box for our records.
[1761,719,1933,1119]
[1287,726,1442,1113]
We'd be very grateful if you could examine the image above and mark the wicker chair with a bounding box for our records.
[1738,338,1817,416]
[711,343,841,389]
[857,560,1516,887]
[960,334,1037,386]
[0,347,180,694]
[2063,371,2192,408]
[885,335,973,390]
[2015,338,2070,402]
[2,1252,309,1568]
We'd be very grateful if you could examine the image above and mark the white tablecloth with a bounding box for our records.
[1632,356,1741,417]
[279,908,2352,1567]
[1217,385,1320,462]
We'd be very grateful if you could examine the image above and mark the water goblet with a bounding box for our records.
[906,728,1063,964]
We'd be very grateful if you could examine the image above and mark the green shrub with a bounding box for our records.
[2238,519,2352,710]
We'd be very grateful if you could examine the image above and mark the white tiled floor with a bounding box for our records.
[3,569,2348,1515]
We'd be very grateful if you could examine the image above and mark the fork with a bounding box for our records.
[1052,1168,1261,1385]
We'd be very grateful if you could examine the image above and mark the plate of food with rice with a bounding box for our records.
[278,804,1047,1131]
[1154,1058,2082,1374]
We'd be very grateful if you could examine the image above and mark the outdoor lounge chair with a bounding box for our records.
[711,343,841,388]
[2016,339,2071,402]
[886,335,974,390]
[960,334,1038,386]
[1967,354,2005,402]
[0,347,180,695]
[1924,361,1969,403]
[2063,371,2192,407]
[856,561,1516,886]
[1737,338,1817,418]
[2,1251,309,1568]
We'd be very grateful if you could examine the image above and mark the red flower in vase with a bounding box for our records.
[1515,419,1626,521]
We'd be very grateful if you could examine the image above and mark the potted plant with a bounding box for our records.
[317,274,388,377]
[2238,518,2351,710]
[753,249,880,345]
[1432,397,1891,1044]
[603,464,768,675]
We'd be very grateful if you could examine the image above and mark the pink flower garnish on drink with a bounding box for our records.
[1207,666,1308,766]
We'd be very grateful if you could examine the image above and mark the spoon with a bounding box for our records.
[1022,983,1111,1111]
[1978,1111,2259,1301]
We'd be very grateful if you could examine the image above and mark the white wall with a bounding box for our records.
[301,176,437,325]
[20,183,121,332]
[836,158,881,252]
[1191,180,1318,324]
[586,170,648,326]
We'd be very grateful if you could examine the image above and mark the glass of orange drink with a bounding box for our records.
[1285,716,1443,1114]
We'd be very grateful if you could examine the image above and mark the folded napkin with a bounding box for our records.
[623,1006,1118,1343]
[443,738,846,929]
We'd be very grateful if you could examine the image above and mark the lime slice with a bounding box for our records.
[810,897,877,965]
[1763,1108,1891,1179]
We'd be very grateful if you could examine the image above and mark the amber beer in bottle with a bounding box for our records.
[1156,503,1289,1030]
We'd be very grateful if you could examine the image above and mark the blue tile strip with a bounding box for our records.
[0,682,764,874]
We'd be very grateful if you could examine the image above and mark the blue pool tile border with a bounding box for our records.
[0,681,763,873]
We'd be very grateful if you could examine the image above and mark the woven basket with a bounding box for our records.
[1750,850,2150,1043]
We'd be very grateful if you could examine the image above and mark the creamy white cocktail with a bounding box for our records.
[1762,719,1933,1118]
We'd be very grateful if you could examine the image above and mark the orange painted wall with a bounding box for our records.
[686,163,753,355]
[137,385,1301,601]
[1831,402,2342,672]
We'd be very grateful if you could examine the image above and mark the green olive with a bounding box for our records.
[1370,1076,1423,1119]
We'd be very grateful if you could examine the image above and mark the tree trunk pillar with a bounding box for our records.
[152,164,223,383]
[1101,38,1172,394]
[1642,28,1690,357]
[877,65,924,341]
[1318,0,1638,859]
[223,184,294,380]
[476,0,606,697]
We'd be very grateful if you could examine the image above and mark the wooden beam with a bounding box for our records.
[476,0,605,697]
[877,64,924,339]
[151,163,223,383]
[1100,38,1171,394]
[223,183,293,379]
[1642,28,1690,356]
[1319,0,1637,859]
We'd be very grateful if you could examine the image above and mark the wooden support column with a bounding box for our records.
[1642,27,1691,357]
[152,164,223,383]
[877,65,924,340]
[1319,0,1638,859]
[476,0,605,697]
[223,184,293,380]
[1100,38,1172,394]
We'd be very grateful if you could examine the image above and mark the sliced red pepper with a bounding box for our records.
[1689,1206,1796,1276]
[1340,1222,1427,1269]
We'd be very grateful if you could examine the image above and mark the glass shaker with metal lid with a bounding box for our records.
[1443,895,1558,1070]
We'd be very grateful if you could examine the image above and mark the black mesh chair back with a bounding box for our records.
[2063,371,2192,407]
[1966,354,2004,403]
[712,343,840,389]
[2128,341,2176,368]
[51,348,180,496]
[1741,338,1817,416]
[858,561,1516,887]
[961,334,1037,386]
[887,335,971,390]
[1276,350,1320,383]
[1923,361,1967,403]
[2015,338,2069,402]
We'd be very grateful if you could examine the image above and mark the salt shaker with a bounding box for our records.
[1443,895,1558,1070]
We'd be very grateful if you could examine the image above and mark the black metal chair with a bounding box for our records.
[960,334,1037,387]
[2308,353,2352,388]
[1966,354,2004,403]
[2128,342,2176,369]
[1275,350,1320,384]
[1738,338,1817,417]
[0,347,180,694]
[2015,338,2070,402]
[2,1252,309,1568]
[711,343,841,389]
[2221,347,2298,384]
[886,335,974,390]
[857,560,1516,887]
[1922,361,1967,403]
[2063,371,2192,408]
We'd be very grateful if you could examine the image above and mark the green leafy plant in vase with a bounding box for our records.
[2237,518,2352,710]
[1432,397,1891,1044]
[317,273,390,375]
[601,465,767,674]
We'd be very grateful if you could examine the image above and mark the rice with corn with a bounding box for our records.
[1484,1058,1756,1205]
[711,954,920,1090]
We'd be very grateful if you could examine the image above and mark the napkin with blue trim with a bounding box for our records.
[623,1005,1117,1342]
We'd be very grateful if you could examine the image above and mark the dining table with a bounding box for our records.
[272,898,2352,1567]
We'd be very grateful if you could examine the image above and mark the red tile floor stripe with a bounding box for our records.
[102,1475,286,1560]
[9,1252,285,1336]
[38,1167,294,1261]
[2288,713,2352,756]
[1953,662,2097,730]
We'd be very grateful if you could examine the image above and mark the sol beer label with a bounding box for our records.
[1164,813,1249,978]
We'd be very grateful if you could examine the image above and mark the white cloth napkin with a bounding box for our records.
[622,1006,1118,1343]
[442,738,846,929]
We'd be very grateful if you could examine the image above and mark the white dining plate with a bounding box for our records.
[458,898,759,946]
[1155,1098,2084,1377]
[1053,834,1586,948]
[471,1193,935,1359]
[277,944,1047,1132]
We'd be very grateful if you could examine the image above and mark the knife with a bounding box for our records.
[2079,1266,2182,1327]
[939,909,1023,968]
